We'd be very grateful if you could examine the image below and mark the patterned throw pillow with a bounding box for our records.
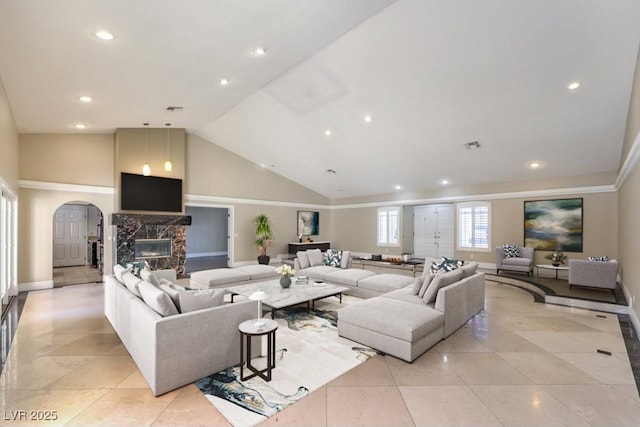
[323,249,342,267]
[502,244,521,258]
[430,257,464,274]
[587,256,609,262]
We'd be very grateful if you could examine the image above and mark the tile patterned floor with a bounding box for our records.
[1,281,639,426]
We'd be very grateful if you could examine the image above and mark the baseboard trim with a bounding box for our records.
[186,251,228,259]
[20,280,54,292]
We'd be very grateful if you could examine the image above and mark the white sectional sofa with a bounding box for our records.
[338,263,485,362]
[190,264,280,289]
[104,266,259,396]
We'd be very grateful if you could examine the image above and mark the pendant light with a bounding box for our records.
[164,123,173,172]
[142,123,151,176]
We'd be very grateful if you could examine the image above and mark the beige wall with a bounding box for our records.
[332,191,618,266]
[18,188,114,285]
[0,78,19,192]
[619,44,640,320]
[114,127,186,212]
[19,134,114,186]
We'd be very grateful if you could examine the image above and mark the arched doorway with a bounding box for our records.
[52,201,104,287]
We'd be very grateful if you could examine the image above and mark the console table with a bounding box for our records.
[288,241,331,254]
[352,259,424,277]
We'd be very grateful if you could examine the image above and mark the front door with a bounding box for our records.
[53,205,87,267]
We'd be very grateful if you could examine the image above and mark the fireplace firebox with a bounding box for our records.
[135,238,172,259]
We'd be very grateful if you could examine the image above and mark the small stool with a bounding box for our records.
[239,318,278,381]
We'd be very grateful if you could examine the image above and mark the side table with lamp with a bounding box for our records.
[239,290,277,381]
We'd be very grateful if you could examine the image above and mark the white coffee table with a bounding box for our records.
[227,279,349,312]
[536,264,569,279]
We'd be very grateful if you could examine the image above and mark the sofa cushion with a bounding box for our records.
[423,269,463,304]
[338,298,444,342]
[113,264,129,283]
[122,272,143,298]
[340,251,351,269]
[138,281,179,317]
[323,249,342,267]
[412,275,426,294]
[307,249,324,267]
[236,265,279,280]
[178,289,225,313]
[502,257,531,267]
[358,274,415,294]
[460,262,478,278]
[325,269,375,287]
[296,251,311,269]
[190,268,251,287]
[502,244,521,258]
[300,265,340,280]
[382,287,426,305]
[141,269,161,287]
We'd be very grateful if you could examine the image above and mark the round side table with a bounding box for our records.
[239,318,278,381]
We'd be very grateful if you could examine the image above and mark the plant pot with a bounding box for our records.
[552,263,560,267]
[257,255,270,265]
[280,276,292,288]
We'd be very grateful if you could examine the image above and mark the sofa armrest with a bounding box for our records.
[435,273,485,338]
[129,299,259,396]
[153,269,177,283]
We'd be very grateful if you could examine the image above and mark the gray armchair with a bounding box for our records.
[569,259,618,291]
[495,245,534,275]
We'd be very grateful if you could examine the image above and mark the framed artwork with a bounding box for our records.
[297,211,319,236]
[524,198,583,252]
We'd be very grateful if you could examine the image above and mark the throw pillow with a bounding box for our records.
[460,262,478,278]
[422,269,463,305]
[113,264,129,283]
[412,275,426,295]
[307,249,324,267]
[297,251,310,269]
[502,244,521,258]
[159,283,181,311]
[122,272,143,298]
[141,269,161,287]
[323,249,342,267]
[587,256,609,262]
[340,251,351,269]
[430,257,463,274]
[418,274,435,298]
[178,289,225,313]
[138,281,179,317]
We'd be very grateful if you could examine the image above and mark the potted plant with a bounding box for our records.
[545,249,567,267]
[254,214,273,265]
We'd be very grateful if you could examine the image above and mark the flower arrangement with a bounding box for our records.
[276,264,295,277]
[545,249,567,266]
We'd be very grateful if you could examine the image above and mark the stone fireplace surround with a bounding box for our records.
[110,213,192,278]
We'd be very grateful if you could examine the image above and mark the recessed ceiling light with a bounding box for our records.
[324,129,332,136]
[528,161,542,169]
[220,78,229,86]
[79,96,92,103]
[95,30,114,40]
[364,115,372,123]
[327,169,337,174]
[74,123,87,129]
[394,185,402,190]
[440,179,451,185]
[567,81,580,91]
[251,47,266,56]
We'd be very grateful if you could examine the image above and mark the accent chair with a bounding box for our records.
[495,245,534,275]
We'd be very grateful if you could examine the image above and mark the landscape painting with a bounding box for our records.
[524,198,583,252]
[297,211,319,236]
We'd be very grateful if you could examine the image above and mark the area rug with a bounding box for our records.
[195,299,375,427]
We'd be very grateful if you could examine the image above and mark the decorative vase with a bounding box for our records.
[552,262,560,267]
[280,276,292,288]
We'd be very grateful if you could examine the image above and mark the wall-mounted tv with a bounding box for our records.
[121,172,183,213]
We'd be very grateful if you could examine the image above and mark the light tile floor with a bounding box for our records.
[1,281,639,426]
[53,265,103,288]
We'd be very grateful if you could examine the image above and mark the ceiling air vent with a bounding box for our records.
[166,106,183,111]
[464,141,481,149]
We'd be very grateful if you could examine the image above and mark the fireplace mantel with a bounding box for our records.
[110,213,192,226]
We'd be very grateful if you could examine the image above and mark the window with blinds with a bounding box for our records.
[456,201,491,251]
[377,206,400,246]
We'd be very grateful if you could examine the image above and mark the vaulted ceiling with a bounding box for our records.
[1,0,639,199]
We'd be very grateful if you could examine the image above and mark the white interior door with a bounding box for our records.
[53,205,87,267]
[413,204,454,259]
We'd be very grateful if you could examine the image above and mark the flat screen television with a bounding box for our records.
[121,172,183,213]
